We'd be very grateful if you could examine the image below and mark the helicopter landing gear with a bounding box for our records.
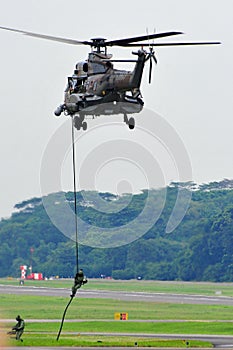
[124,114,135,130]
[73,114,87,131]
[128,117,135,129]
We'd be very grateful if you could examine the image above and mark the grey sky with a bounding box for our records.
[0,0,232,219]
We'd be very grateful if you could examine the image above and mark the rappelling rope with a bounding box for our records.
[57,116,79,341]
[71,116,79,274]
[56,295,74,341]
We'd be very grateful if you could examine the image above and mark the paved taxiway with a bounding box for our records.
[1,284,233,305]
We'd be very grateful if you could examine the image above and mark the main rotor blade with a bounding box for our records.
[0,26,91,46]
[106,31,183,46]
[0,26,221,49]
[121,41,221,47]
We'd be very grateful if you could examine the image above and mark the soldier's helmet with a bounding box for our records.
[16,315,21,321]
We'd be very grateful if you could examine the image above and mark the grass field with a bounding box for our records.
[4,319,231,335]
[6,334,212,348]
[1,279,233,347]
[1,294,233,320]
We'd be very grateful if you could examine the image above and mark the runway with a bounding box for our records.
[1,284,233,305]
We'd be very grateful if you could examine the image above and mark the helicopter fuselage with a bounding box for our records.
[62,49,147,118]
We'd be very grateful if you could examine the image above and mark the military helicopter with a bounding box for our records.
[0,26,221,130]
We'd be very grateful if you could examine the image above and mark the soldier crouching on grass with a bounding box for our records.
[70,269,88,297]
[11,315,25,342]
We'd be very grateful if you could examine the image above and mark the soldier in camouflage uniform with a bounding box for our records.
[71,269,88,297]
[12,315,25,341]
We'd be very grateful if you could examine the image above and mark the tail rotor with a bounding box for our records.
[147,46,158,84]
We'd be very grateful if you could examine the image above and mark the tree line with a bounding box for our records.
[1,179,233,282]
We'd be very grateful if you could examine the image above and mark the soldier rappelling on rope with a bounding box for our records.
[71,269,88,297]
[57,269,88,341]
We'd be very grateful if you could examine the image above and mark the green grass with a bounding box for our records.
[1,294,233,320]
[8,320,231,335]
[7,334,213,348]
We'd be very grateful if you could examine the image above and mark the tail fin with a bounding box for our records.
[130,50,147,88]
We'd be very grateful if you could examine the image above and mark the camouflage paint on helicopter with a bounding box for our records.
[62,47,148,130]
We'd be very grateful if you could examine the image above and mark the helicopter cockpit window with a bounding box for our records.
[91,63,106,74]
[83,62,88,72]
[75,61,88,78]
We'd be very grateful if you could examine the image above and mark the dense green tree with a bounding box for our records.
[1,181,233,281]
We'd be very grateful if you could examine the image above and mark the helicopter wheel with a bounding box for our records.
[82,121,87,131]
[73,118,81,130]
[74,121,87,131]
[73,115,87,131]
[128,117,135,130]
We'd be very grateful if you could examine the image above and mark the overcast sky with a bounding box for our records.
[0,0,232,219]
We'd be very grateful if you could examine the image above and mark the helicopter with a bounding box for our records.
[0,26,221,130]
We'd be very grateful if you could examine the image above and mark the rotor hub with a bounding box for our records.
[91,38,107,48]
